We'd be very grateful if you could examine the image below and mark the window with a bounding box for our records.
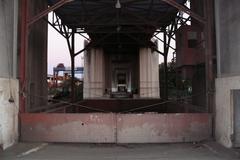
[187,31,198,48]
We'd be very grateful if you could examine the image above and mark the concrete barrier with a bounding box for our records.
[21,113,212,143]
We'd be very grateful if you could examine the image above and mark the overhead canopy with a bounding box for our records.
[48,0,186,52]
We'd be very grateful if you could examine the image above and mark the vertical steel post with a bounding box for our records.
[71,31,75,102]
[204,0,214,113]
[163,30,168,100]
[19,0,73,113]
[20,0,28,113]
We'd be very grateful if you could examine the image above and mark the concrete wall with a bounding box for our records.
[20,113,212,143]
[215,0,240,148]
[215,76,240,148]
[216,76,240,147]
[117,113,211,143]
[215,0,240,76]
[84,48,105,98]
[0,0,48,149]
[139,48,160,98]
[0,79,19,150]
[0,0,19,150]
[0,0,18,78]
[26,0,48,111]
[21,113,116,143]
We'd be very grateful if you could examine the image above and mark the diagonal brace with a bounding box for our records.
[28,0,73,26]
[161,0,206,24]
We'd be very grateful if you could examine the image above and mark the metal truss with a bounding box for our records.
[20,0,214,110]
[45,0,192,75]
[44,12,72,39]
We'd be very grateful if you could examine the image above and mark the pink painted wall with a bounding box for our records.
[21,113,212,143]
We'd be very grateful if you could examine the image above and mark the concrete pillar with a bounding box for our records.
[0,79,19,150]
[0,0,19,149]
[0,1,18,78]
[26,0,48,111]
[84,48,105,98]
[139,48,160,98]
[214,0,240,148]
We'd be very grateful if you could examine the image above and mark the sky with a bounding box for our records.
[47,13,85,75]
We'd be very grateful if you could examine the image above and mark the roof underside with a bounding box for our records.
[48,0,186,53]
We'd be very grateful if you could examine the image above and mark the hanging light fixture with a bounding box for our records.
[115,0,121,9]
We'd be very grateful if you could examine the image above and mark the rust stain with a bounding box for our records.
[20,113,211,143]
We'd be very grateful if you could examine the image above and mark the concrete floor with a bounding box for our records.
[0,142,239,160]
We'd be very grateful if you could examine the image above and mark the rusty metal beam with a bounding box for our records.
[74,32,114,56]
[161,0,206,24]
[204,0,214,113]
[153,48,164,56]
[154,35,176,51]
[20,0,73,113]
[163,30,168,100]
[74,43,91,56]
[28,0,73,26]
[20,0,29,113]
[70,31,76,102]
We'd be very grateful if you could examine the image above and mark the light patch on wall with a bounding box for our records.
[0,124,2,149]
[0,79,19,149]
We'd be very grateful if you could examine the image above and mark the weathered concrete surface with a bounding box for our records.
[0,0,18,78]
[139,48,160,98]
[0,0,19,150]
[215,76,240,148]
[0,79,19,150]
[21,113,116,143]
[84,48,105,98]
[0,142,239,160]
[20,113,211,143]
[215,0,240,76]
[117,113,211,143]
[215,0,240,148]
[26,0,48,111]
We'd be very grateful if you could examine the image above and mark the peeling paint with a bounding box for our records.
[215,76,240,148]
[21,113,116,143]
[21,113,211,143]
[0,79,19,150]
[117,114,211,143]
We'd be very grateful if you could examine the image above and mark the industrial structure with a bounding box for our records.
[0,0,239,152]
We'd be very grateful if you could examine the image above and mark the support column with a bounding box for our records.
[163,31,168,100]
[204,0,214,113]
[84,48,105,99]
[26,0,48,111]
[70,31,75,102]
[139,48,160,98]
[0,0,19,150]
